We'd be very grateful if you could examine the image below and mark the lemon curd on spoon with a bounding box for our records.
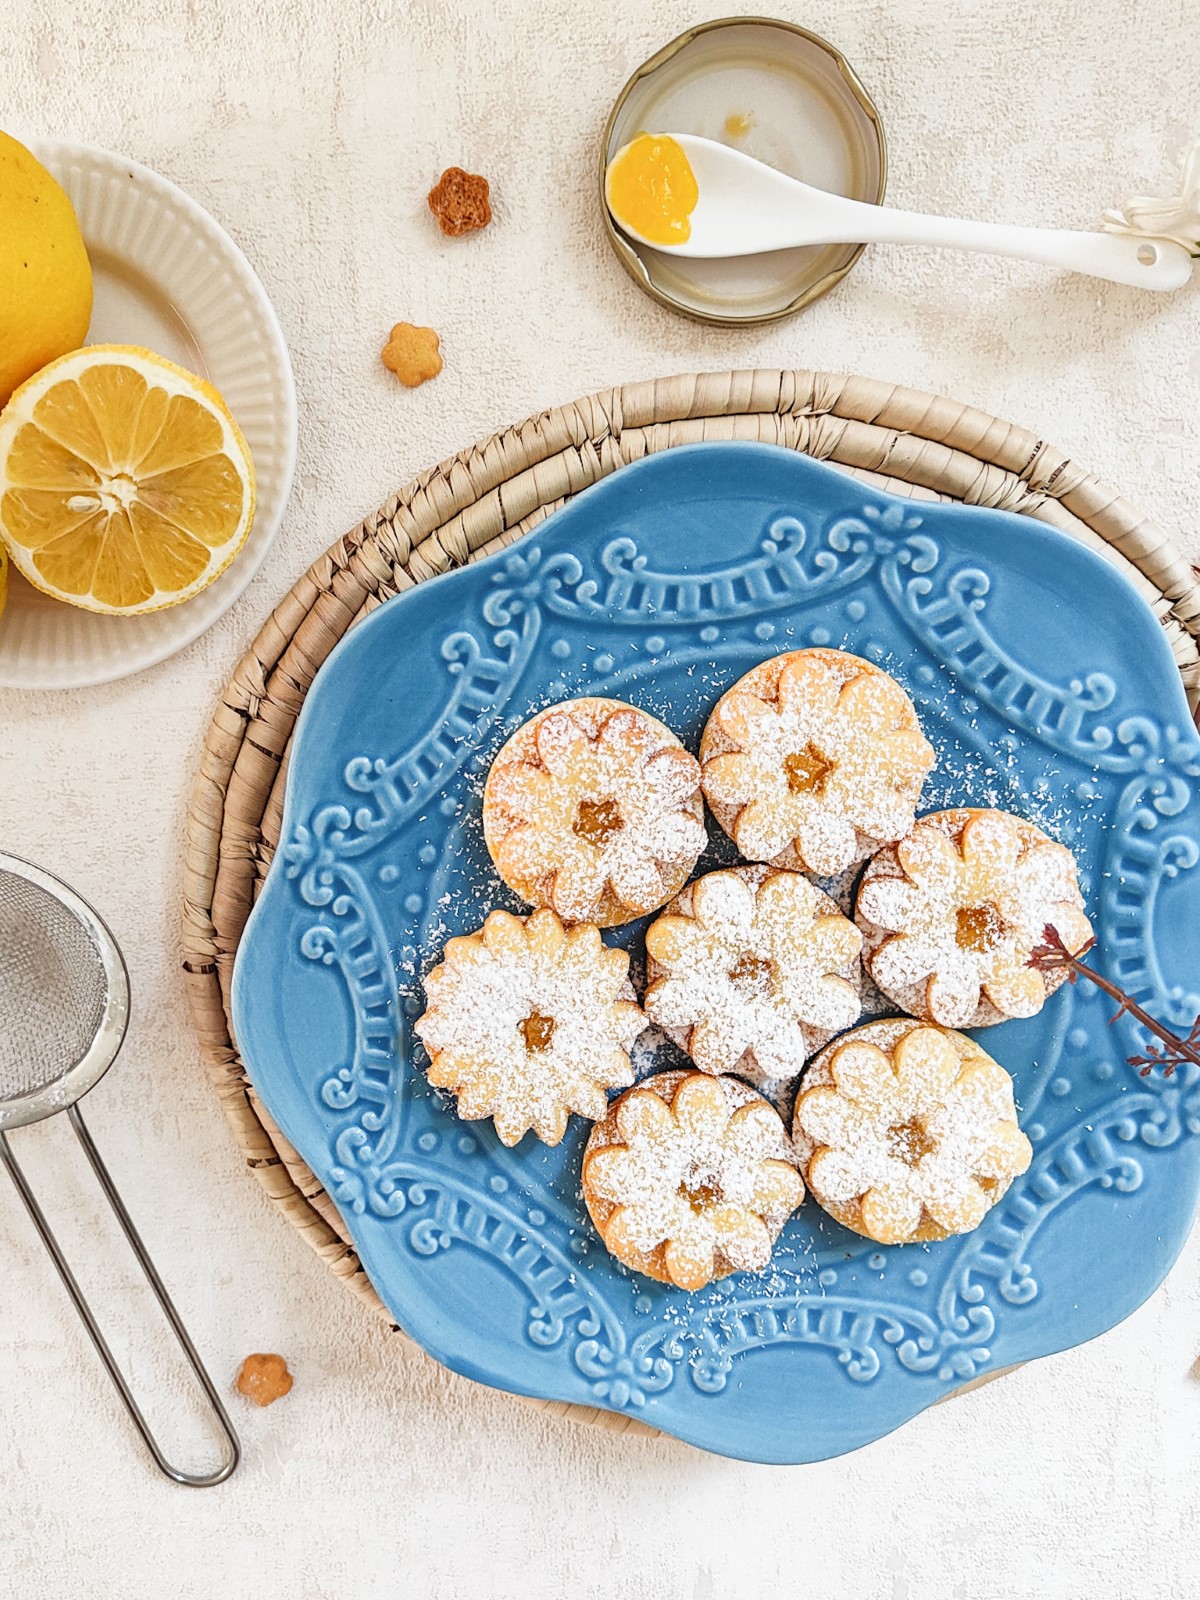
[605,133,699,246]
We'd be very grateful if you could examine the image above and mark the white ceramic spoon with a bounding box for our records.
[607,134,1193,291]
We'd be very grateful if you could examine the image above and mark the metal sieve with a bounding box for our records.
[0,853,239,1486]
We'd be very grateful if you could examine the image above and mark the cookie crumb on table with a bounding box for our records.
[381,322,442,387]
[427,166,492,235]
[235,1352,293,1407]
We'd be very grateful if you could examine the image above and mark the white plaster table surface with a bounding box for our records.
[1,2,1199,1595]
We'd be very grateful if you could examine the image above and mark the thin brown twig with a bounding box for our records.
[1028,924,1200,1079]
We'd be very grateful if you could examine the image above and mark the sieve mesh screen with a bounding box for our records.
[0,868,109,1102]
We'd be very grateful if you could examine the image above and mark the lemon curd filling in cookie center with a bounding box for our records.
[573,797,625,847]
[783,743,835,796]
[519,1010,556,1052]
[727,952,775,998]
[681,1170,724,1214]
[886,1117,936,1167]
[955,903,1006,954]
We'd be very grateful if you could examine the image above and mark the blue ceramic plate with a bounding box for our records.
[232,443,1200,1464]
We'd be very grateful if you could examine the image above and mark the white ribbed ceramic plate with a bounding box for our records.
[0,140,297,690]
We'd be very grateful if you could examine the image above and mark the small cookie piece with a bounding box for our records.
[856,807,1093,1029]
[382,322,442,387]
[644,864,862,1094]
[700,648,935,877]
[582,1069,804,1290]
[415,907,643,1147]
[427,166,492,236]
[793,1018,1032,1245]
[235,1352,293,1407]
[483,697,706,927]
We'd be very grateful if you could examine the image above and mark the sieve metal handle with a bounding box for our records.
[0,1106,240,1486]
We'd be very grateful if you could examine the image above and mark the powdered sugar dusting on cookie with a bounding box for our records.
[699,650,935,877]
[644,863,862,1092]
[416,908,644,1146]
[483,697,705,926]
[857,808,1093,1030]
[792,1019,1032,1244]
[582,1069,804,1289]
[406,639,1090,1281]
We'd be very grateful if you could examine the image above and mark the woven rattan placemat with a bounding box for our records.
[183,368,1200,1434]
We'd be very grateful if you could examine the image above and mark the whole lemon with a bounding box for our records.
[0,132,93,408]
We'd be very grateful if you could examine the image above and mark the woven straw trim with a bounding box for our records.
[183,368,1200,1437]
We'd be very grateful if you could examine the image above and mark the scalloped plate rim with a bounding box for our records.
[232,441,1200,1464]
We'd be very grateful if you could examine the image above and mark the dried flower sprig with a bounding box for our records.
[1028,924,1200,1078]
[1101,135,1200,256]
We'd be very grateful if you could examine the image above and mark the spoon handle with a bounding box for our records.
[827,198,1192,290]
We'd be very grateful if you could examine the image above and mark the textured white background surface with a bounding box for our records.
[1,2,1199,1595]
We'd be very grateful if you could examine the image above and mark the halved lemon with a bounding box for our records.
[0,345,255,614]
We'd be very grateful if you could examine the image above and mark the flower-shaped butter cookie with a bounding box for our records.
[415,908,643,1147]
[483,697,705,926]
[644,864,862,1094]
[427,166,493,236]
[582,1069,804,1290]
[381,321,442,387]
[793,1018,1033,1244]
[700,649,934,877]
[857,808,1093,1029]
